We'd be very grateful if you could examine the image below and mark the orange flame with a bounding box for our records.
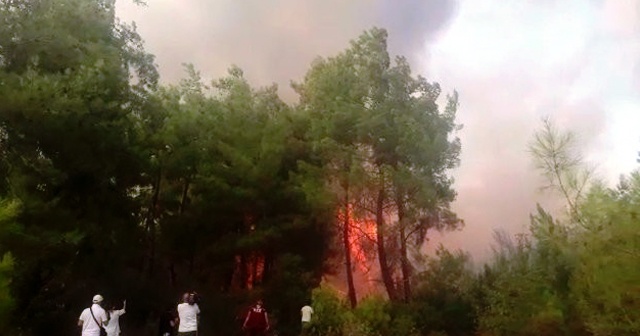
[336,204,379,296]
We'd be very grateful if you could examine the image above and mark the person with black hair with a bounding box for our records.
[105,299,126,336]
[177,292,200,336]
[159,304,177,336]
[242,300,270,336]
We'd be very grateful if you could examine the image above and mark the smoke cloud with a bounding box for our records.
[426,0,640,261]
[116,0,640,263]
[116,0,457,97]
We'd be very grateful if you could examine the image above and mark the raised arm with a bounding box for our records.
[242,311,250,329]
[265,312,270,330]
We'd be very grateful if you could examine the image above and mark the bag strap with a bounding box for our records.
[89,306,102,328]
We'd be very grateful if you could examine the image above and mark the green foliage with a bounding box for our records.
[352,296,391,335]
[571,173,640,335]
[307,289,421,336]
[308,286,350,336]
[528,117,592,224]
[264,254,318,335]
[295,27,462,304]
[135,65,332,335]
[387,309,419,336]
[0,6,465,331]
[0,1,157,333]
[474,119,640,336]
[0,199,19,332]
[412,246,476,336]
[0,252,14,332]
[478,231,567,336]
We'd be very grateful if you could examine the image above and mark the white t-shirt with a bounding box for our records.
[105,309,125,336]
[301,305,313,322]
[177,303,200,332]
[79,304,108,336]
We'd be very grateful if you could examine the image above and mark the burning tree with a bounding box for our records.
[295,28,462,303]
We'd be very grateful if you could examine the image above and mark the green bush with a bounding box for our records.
[387,306,419,336]
[308,286,349,336]
[411,246,477,336]
[342,312,372,336]
[352,296,390,335]
[0,253,14,332]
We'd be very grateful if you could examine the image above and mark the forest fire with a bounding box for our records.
[334,204,382,302]
[337,204,374,271]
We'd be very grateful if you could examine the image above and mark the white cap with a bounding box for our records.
[92,294,104,303]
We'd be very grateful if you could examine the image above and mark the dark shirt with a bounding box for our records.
[245,306,268,329]
[159,309,176,335]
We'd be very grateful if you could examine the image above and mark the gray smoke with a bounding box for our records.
[116,0,640,264]
[117,0,458,98]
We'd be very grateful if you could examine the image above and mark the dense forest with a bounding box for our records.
[0,1,638,335]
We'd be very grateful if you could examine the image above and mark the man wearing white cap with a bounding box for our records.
[78,294,109,336]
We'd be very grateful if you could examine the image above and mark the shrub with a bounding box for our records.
[0,253,14,333]
[352,295,390,335]
[308,286,349,336]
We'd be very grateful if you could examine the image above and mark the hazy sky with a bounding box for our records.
[116,0,640,262]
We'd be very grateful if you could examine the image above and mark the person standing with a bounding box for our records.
[242,300,270,336]
[159,304,178,336]
[300,304,313,335]
[78,294,109,336]
[177,292,200,336]
[105,300,126,336]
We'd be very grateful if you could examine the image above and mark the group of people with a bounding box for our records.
[161,296,312,336]
[159,293,270,336]
[78,294,126,336]
[79,292,314,336]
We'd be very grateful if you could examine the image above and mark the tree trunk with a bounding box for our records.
[251,253,258,288]
[169,262,177,288]
[376,188,397,301]
[399,226,411,302]
[239,254,248,289]
[343,182,357,308]
[397,196,412,302]
[146,168,161,276]
[179,177,190,215]
[229,254,247,291]
[262,252,272,283]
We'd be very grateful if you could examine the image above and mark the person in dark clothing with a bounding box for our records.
[242,300,270,336]
[159,305,177,336]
